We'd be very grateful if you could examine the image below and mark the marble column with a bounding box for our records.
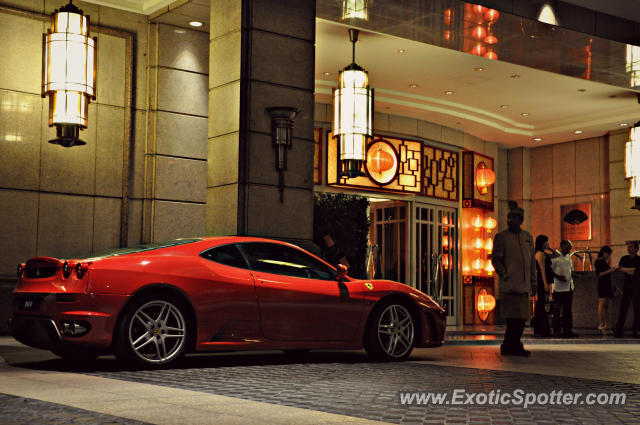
[208,0,316,241]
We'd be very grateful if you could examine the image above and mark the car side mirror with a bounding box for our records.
[336,263,348,281]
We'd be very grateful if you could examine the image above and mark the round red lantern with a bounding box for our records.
[472,25,487,41]
[475,162,496,194]
[484,34,498,45]
[484,216,497,230]
[368,149,394,174]
[484,8,500,22]
[472,5,487,15]
[477,288,496,321]
[484,50,498,60]
[470,43,486,56]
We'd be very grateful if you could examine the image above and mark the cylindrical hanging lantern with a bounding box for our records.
[626,126,640,198]
[333,29,374,178]
[342,0,369,20]
[42,1,97,147]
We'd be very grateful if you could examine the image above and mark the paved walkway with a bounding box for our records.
[1,337,640,424]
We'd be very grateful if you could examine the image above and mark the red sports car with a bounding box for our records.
[10,237,445,366]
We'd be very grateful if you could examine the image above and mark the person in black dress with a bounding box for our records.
[533,235,554,337]
[614,241,640,338]
[594,246,615,334]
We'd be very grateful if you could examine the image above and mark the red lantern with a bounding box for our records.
[472,214,483,229]
[472,258,484,272]
[484,216,497,230]
[444,30,452,40]
[472,5,487,15]
[484,8,500,22]
[477,288,496,321]
[475,162,496,194]
[368,149,394,174]
[484,50,498,60]
[472,25,487,41]
[444,8,452,25]
[470,43,486,56]
[484,34,498,45]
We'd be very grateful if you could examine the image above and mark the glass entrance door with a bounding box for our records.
[414,204,458,325]
[370,201,408,283]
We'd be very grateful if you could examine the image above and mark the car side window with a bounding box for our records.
[239,243,336,280]
[200,244,248,269]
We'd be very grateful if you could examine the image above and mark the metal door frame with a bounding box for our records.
[410,202,460,325]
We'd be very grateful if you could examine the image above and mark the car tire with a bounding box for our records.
[364,301,416,361]
[115,294,190,367]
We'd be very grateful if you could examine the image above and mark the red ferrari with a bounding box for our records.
[10,237,445,366]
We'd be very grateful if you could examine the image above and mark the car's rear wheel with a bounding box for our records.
[364,301,416,361]
[115,295,189,366]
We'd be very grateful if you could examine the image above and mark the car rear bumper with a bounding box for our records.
[11,292,129,350]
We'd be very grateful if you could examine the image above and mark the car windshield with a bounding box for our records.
[76,238,203,260]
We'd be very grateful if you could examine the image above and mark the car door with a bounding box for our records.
[199,243,261,341]
[238,242,363,341]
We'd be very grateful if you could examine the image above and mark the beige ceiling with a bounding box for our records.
[85,0,640,147]
[315,19,640,147]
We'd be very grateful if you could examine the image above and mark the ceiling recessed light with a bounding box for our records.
[444,90,454,95]
[474,67,485,71]
[510,74,520,79]
[534,137,542,141]
[574,130,583,134]
[620,123,629,127]
[323,72,331,76]
[521,112,530,117]
[395,49,406,54]
[500,105,509,109]
[409,83,419,88]
[174,28,186,34]
[189,21,203,27]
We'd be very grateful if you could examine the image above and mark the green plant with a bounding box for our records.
[313,192,370,279]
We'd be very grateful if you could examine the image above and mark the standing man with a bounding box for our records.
[492,204,537,356]
[614,241,640,338]
[550,240,579,338]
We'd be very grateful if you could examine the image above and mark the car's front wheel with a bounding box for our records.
[115,294,189,366]
[364,301,416,361]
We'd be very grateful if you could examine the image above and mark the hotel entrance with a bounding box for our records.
[413,204,458,325]
[370,199,459,325]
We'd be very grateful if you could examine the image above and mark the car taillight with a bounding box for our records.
[62,261,71,279]
[75,263,87,279]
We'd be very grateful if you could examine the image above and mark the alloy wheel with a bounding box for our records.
[128,300,186,364]
[376,304,415,358]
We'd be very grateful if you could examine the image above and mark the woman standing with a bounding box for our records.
[595,245,616,334]
[533,235,554,337]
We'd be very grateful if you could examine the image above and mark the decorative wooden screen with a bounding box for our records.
[423,146,459,201]
[327,132,459,200]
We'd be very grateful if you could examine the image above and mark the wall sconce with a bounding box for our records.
[342,0,369,20]
[42,1,97,147]
[267,106,299,203]
[475,162,496,195]
[462,151,495,210]
[333,28,374,178]
[476,288,496,322]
